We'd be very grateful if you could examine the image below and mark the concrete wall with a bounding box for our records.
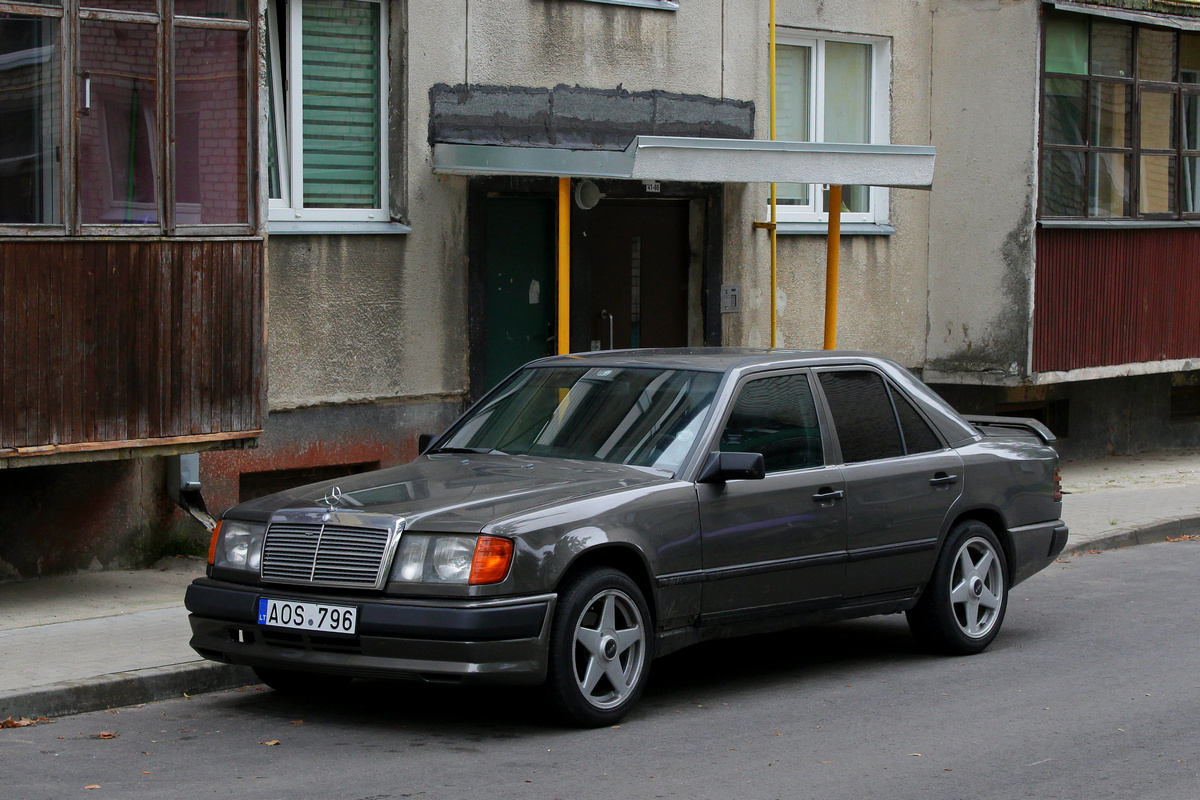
[926,0,1042,381]
[736,1,934,364]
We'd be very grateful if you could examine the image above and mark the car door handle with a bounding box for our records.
[812,488,845,504]
[930,473,959,487]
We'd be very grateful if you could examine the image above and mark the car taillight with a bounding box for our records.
[1053,467,1062,502]
[207,520,223,566]
[469,536,514,585]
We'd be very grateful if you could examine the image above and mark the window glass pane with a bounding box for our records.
[890,387,942,455]
[1045,12,1088,75]
[1138,27,1175,83]
[1090,82,1128,148]
[302,0,382,209]
[1090,20,1131,78]
[818,371,903,463]
[1183,156,1200,212]
[1140,90,1175,150]
[775,43,810,205]
[720,375,823,472]
[1042,149,1086,216]
[822,185,869,214]
[175,27,248,224]
[1090,152,1128,217]
[1184,94,1200,150]
[1182,33,1200,84]
[0,15,61,224]
[175,0,248,19]
[1044,78,1085,146]
[78,20,159,225]
[823,41,871,144]
[1139,154,1175,214]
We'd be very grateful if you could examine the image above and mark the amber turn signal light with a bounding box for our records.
[207,520,223,566]
[469,536,514,585]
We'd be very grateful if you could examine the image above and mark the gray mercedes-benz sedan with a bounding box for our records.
[185,349,1067,726]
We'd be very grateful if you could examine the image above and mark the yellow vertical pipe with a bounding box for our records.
[557,177,570,355]
[823,184,842,350]
[768,0,778,349]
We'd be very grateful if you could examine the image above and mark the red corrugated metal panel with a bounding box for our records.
[1033,227,1200,373]
[0,239,264,451]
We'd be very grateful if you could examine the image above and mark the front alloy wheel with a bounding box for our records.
[546,568,651,726]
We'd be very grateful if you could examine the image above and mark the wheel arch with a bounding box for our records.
[553,544,658,627]
[946,508,1014,583]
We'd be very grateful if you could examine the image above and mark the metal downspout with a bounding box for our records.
[557,177,570,355]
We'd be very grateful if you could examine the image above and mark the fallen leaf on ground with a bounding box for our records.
[260,740,281,746]
[142,772,151,775]
[84,786,101,790]
[1,717,37,728]
[96,732,117,739]
[289,720,304,725]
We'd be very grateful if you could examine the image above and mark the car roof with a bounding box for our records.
[528,347,897,372]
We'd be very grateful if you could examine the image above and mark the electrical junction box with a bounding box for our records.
[720,284,741,313]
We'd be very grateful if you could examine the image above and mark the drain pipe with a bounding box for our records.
[167,452,217,532]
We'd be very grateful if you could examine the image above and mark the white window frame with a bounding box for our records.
[267,0,390,226]
[772,30,891,226]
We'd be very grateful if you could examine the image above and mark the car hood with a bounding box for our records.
[225,454,675,532]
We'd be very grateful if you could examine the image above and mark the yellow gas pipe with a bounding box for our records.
[557,176,570,355]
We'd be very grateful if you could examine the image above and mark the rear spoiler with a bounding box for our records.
[962,415,1057,445]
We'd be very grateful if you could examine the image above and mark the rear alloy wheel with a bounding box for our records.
[546,568,651,727]
[907,520,1008,655]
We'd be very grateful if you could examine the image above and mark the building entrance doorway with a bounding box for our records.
[572,199,693,353]
[469,179,722,401]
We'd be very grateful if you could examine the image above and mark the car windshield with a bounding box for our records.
[439,366,722,474]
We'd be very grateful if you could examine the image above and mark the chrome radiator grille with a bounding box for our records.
[260,522,392,588]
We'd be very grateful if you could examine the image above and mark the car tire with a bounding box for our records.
[907,520,1008,655]
[545,567,652,727]
[252,666,351,695]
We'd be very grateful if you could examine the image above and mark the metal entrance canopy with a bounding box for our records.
[432,136,935,189]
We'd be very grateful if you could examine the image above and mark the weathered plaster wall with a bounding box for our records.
[737,0,934,364]
[926,0,1041,380]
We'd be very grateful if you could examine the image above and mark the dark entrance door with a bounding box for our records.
[482,197,556,390]
[575,199,691,352]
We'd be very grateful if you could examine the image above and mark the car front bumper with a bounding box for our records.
[184,578,557,686]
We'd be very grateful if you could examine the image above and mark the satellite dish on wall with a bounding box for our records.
[574,179,602,210]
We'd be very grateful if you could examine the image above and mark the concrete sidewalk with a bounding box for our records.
[2,450,1198,722]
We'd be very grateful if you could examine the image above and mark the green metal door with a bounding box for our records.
[484,197,556,390]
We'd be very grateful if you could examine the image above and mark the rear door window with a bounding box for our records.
[817,370,904,463]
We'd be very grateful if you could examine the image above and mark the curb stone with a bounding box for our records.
[1060,514,1200,556]
[0,662,255,721]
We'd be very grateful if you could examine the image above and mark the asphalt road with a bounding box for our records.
[4,540,1198,800]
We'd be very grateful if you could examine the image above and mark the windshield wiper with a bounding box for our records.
[426,446,508,455]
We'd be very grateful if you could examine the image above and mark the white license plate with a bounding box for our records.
[258,598,357,634]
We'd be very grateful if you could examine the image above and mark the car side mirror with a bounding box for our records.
[418,433,436,455]
[697,451,766,483]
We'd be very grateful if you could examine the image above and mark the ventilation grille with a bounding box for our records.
[260,522,391,587]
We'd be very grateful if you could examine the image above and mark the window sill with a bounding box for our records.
[268,220,412,235]
[1039,219,1200,229]
[777,222,895,236]
[562,0,678,9]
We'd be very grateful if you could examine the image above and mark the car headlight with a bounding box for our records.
[390,533,513,586]
[208,519,266,572]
